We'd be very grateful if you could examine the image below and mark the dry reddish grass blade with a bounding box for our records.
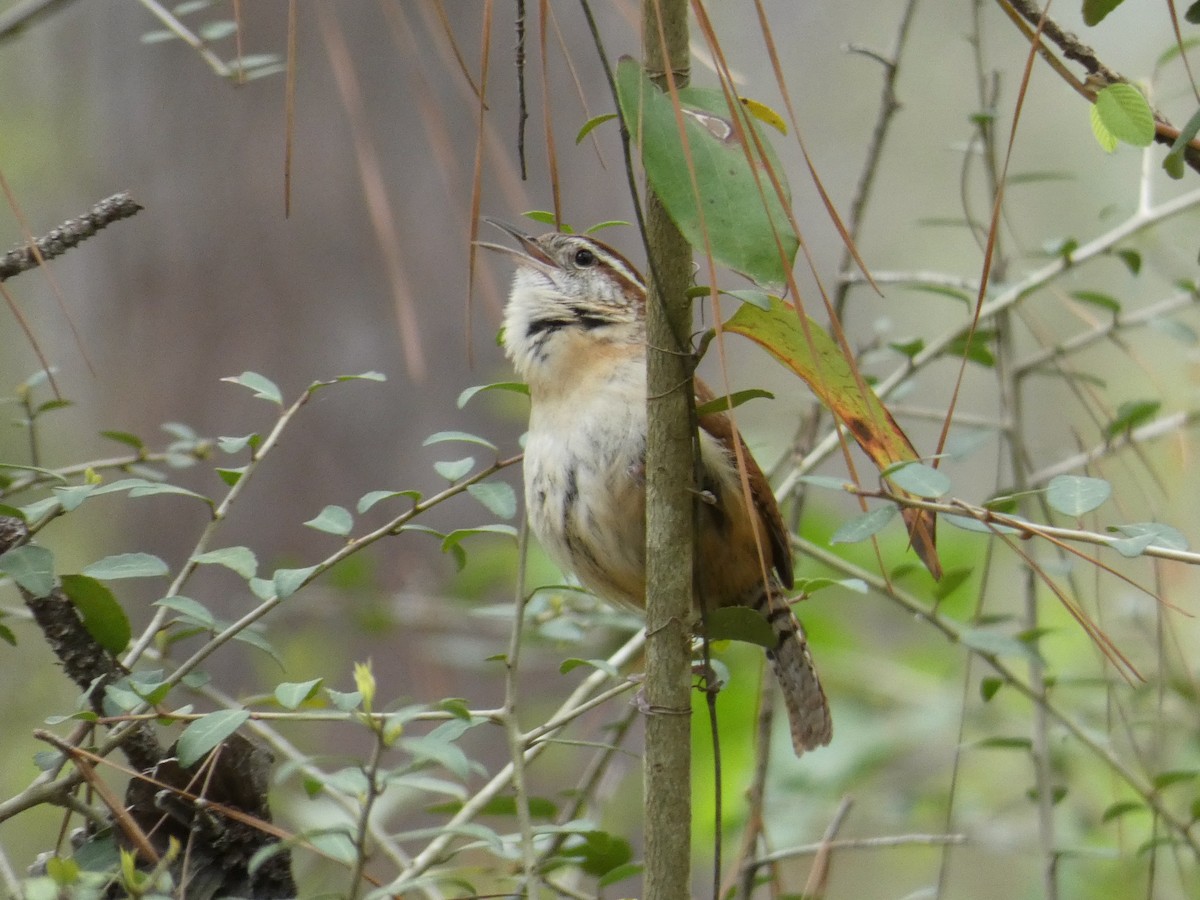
[318,5,426,380]
[283,0,297,217]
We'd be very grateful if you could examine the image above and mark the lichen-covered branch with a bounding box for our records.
[0,192,143,282]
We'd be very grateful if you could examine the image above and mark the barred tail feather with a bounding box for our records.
[752,587,832,755]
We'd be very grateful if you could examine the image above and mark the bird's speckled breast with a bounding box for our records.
[523,361,648,610]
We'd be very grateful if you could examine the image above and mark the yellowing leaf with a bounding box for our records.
[740,97,788,135]
[725,296,942,578]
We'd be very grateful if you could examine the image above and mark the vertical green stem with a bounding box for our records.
[640,1,694,898]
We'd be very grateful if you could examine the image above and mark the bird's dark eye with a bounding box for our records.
[573,247,596,267]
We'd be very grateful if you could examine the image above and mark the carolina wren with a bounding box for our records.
[485,222,832,755]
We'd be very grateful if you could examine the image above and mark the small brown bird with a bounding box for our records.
[485,222,831,755]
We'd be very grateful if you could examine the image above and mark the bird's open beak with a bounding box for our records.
[476,218,560,273]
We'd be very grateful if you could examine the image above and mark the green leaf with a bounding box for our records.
[1108,522,1188,557]
[155,595,215,628]
[1102,800,1146,822]
[100,430,145,450]
[400,735,474,781]
[960,628,1038,660]
[829,505,898,544]
[216,466,247,486]
[466,482,517,519]
[274,565,317,599]
[1089,104,1119,153]
[174,1,214,16]
[794,576,867,595]
[437,698,473,720]
[306,371,387,395]
[584,219,631,234]
[191,546,258,579]
[217,434,261,454]
[82,552,169,580]
[19,496,60,522]
[905,283,973,306]
[559,658,620,677]
[1152,769,1198,790]
[357,489,422,513]
[694,389,775,416]
[890,337,925,358]
[1162,106,1200,179]
[944,330,996,367]
[430,795,558,819]
[327,688,363,711]
[932,567,973,601]
[457,381,529,408]
[60,574,131,654]
[440,525,519,570]
[1187,1,1200,23]
[702,606,775,648]
[1082,0,1127,26]
[52,484,94,512]
[884,461,951,498]
[199,19,237,41]
[576,113,617,143]
[176,709,250,768]
[304,505,353,536]
[275,678,323,710]
[221,371,283,405]
[1046,474,1111,516]
[980,677,1004,701]
[423,430,499,451]
[615,59,797,289]
[0,544,55,596]
[1070,290,1121,314]
[976,735,1033,751]
[599,862,643,888]
[1149,317,1199,345]
[1114,248,1142,275]
[1103,399,1160,439]
[558,829,633,877]
[434,457,476,481]
[1092,84,1154,149]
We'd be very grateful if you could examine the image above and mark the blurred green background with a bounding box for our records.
[1,1,1198,897]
